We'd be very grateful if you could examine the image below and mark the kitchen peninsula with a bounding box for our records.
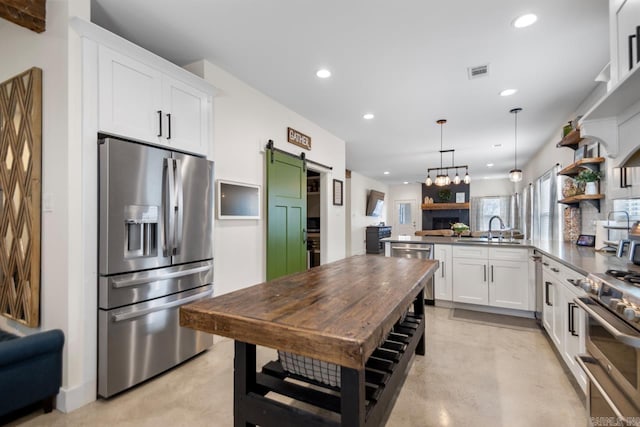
[180,255,438,426]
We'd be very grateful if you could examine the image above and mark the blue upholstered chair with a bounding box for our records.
[0,329,64,417]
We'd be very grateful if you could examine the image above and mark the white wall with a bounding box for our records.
[347,172,389,255]
[184,60,346,296]
[470,178,515,198]
[0,0,91,412]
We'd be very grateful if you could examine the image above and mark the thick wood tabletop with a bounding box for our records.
[180,255,438,369]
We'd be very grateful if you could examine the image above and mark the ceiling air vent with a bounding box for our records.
[467,64,489,79]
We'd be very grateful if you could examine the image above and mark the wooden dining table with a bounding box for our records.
[180,255,438,427]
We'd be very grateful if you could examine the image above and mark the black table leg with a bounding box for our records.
[340,366,365,427]
[413,288,425,356]
[234,340,257,427]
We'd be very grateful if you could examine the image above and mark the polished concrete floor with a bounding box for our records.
[8,307,586,426]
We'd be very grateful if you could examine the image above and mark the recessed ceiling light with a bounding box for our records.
[492,144,502,148]
[383,171,390,175]
[500,89,517,97]
[403,181,409,185]
[363,113,375,120]
[483,176,490,180]
[486,163,494,167]
[316,69,331,78]
[513,13,537,28]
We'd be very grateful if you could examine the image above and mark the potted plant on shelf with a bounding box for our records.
[574,169,602,195]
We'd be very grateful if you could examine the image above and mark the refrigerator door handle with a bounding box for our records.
[111,289,213,323]
[174,158,184,254]
[164,158,176,255]
[110,265,211,289]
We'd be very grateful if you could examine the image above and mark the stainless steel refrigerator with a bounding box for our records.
[97,136,214,398]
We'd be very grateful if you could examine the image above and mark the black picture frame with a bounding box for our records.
[333,179,343,206]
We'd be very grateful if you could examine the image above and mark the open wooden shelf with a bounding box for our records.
[558,194,604,205]
[557,157,605,176]
[421,202,469,211]
[556,129,583,150]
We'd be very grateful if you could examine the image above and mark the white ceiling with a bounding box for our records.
[91,0,609,184]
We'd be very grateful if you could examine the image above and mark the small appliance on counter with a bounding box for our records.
[627,221,640,265]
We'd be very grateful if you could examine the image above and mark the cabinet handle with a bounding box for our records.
[491,265,494,282]
[570,303,579,337]
[441,261,445,278]
[157,110,162,137]
[545,281,552,306]
[542,262,549,267]
[630,34,637,71]
[551,267,560,273]
[166,113,172,140]
[483,265,487,282]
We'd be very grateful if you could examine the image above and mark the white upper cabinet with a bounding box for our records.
[98,46,162,144]
[616,0,640,81]
[98,45,212,157]
[162,76,209,155]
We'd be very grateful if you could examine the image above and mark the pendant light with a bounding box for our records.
[425,119,471,186]
[434,119,448,187]
[509,107,523,183]
[463,166,471,184]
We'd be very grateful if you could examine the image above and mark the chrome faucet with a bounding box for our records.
[488,216,505,241]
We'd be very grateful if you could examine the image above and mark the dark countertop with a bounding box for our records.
[381,235,640,276]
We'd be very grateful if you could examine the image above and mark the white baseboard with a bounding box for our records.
[56,379,96,413]
[433,299,535,318]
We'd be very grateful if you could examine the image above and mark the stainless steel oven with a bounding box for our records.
[576,272,640,425]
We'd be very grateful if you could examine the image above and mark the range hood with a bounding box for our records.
[619,146,640,168]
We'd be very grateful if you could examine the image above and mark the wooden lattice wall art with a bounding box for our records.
[0,68,42,327]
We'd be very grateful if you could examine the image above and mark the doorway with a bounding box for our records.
[306,170,321,268]
[393,199,417,236]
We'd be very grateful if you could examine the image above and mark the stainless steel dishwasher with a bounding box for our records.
[390,242,433,260]
[389,242,435,304]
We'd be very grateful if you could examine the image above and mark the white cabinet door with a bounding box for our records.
[562,285,588,392]
[162,77,210,155]
[542,278,553,336]
[433,244,452,301]
[98,45,163,143]
[489,259,529,310]
[452,258,488,305]
[617,0,640,81]
[551,280,564,349]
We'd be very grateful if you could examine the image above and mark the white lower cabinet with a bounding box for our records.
[452,246,530,309]
[541,255,587,392]
[433,244,453,301]
[489,259,530,310]
[452,257,488,305]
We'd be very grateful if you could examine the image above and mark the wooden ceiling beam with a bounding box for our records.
[0,0,46,33]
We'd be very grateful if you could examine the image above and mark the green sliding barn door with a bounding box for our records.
[266,150,307,280]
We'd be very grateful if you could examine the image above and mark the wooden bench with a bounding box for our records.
[180,255,438,427]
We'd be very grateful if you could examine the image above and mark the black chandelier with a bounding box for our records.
[425,119,470,187]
